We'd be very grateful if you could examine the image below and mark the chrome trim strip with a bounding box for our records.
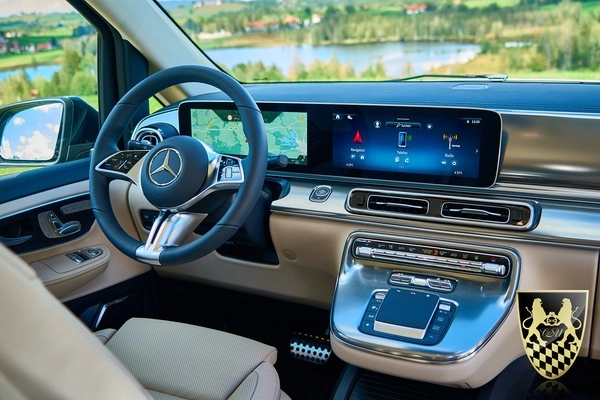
[0,192,90,222]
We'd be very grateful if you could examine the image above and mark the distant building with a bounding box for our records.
[193,0,222,7]
[36,42,53,51]
[11,40,20,53]
[405,4,428,15]
[197,30,231,40]
[283,15,301,28]
[245,21,279,33]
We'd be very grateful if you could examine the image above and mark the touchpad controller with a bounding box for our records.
[374,289,439,339]
[361,288,456,345]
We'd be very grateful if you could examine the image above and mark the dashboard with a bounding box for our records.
[130,80,600,389]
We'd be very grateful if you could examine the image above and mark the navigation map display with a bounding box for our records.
[181,106,307,166]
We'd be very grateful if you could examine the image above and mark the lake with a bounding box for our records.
[0,41,479,82]
[206,42,480,78]
[0,64,60,82]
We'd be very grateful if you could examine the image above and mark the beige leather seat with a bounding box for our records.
[0,243,289,400]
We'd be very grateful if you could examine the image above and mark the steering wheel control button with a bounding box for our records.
[309,185,332,202]
[140,210,160,230]
[99,151,147,173]
[218,156,243,182]
[141,136,209,209]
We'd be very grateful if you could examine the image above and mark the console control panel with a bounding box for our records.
[360,289,456,345]
[353,238,510,277]
[389,271,456,292]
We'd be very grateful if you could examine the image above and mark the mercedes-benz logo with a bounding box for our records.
[149,148,182,186]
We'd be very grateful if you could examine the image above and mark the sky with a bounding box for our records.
[0,103,62,161]
[0,0,76,18]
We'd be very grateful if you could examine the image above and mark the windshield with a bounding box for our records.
[157,0,600,83]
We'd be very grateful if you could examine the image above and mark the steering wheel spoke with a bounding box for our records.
[135,210,207,265]
[188,153,245,205]
[95,150,149,185]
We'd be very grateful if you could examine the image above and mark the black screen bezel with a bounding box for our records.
[178,101,502,188]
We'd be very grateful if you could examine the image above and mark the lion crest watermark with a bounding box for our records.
[517,290,588,379]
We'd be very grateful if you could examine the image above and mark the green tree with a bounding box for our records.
[0,71,31,104]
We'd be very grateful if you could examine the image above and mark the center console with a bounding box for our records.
[331,232,519,363]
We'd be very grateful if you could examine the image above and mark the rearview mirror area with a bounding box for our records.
[0,97,98,170]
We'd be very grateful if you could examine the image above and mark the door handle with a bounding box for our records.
[0,234,32,247]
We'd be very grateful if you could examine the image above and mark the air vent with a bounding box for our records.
[367,195,429,215]
[441,202,509,223]
[346,188,537,230]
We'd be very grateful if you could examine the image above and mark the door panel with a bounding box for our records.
[1,194,96,254]
[0,170,151,301]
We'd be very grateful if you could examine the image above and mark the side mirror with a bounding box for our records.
[0,97,98,167]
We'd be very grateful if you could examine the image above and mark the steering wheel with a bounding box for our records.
[90,66,267,266]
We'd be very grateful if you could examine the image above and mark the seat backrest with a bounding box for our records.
[0,243,151,400]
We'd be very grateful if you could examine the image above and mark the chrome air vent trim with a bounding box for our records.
[367,195,429,216]
[441,202,510,223]
[346,188,538,231]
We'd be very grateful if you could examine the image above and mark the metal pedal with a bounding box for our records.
[290,332,332,365]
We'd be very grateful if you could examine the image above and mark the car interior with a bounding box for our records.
[1,0,600,399]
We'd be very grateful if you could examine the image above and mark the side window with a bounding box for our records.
[0,1,98,176]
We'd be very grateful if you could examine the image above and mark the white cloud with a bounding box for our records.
[38,103,62,113]
[12,117,25,126]
[0,137,14,159]
[14,130,55,161]
[46,123,60,135]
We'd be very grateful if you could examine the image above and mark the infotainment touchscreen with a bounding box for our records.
[332,110,487,180]
[178,101,502,187]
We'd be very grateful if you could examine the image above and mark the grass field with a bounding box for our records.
[580,0,600,13]
[0,166,39,177]
[464,0,521,8]
[168,2,247,21]
[0,49,62,71]
[508,69,600,81]
[429,51,600,81]
[541,0,600,13]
